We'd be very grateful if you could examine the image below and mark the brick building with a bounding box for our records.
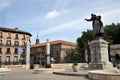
[0,27,32,65]
[30,40,76,66]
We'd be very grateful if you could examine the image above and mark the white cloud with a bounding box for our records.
[45,10,60,19]
[0,0,11,11]
[39,17,87,36]
[96,8,120,24]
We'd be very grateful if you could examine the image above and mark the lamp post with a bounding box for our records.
[46,39,51,68]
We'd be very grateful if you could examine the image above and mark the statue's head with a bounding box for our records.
[91,13,96,16]
[98,16,101,20]
[91,13,94,16]
[91,13,96,19]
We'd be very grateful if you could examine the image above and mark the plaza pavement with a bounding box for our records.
[0,69,90,80]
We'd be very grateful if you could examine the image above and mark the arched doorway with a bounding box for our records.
[115,54,120,61]
[115,54,120,66]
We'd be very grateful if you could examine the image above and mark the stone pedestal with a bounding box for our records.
[89,38,113,69]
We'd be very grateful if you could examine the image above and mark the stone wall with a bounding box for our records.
[5,65,26,70]
[51,63,86,69]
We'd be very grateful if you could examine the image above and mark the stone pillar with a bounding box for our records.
[46,39,51,68]
[26,39,30,69]
[89,38,113,69]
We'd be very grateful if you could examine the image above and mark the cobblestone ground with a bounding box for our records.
[0,70,90,80]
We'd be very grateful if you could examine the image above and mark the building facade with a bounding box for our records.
[110,44,120,64]
[30,40,76,66]
[0,27,32,65]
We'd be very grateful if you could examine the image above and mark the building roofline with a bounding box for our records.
[31,40,76,48]
[0,27,32,36]
[110,44,120,50]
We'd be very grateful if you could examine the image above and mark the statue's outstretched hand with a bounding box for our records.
[85,19,89,21]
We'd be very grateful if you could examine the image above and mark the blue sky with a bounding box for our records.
[0,0,120,44]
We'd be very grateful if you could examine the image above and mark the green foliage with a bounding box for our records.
[64,48,81,63]
[76,30,94,62]
[104,23,120,44]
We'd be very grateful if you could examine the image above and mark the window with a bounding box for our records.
[0,48,1,53]
[23,35,25,40]
[56,50,60,62]
[15,34,18,39]
[7,40,11,46]
[7,32,11,39]
[50,51,54,57]
[0,40,2,45]
[14,56,18,62]
[21,55,26,64]
[15,41,19,46]
[14,48,18,54]
[41,52,44,59]
[22,41,26,46]
[56,51,59,58]
[6,56,10,62]
[0,31,2,38]
[6,48,10,53]
[23,49,25,54]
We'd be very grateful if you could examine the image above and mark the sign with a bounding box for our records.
[18,48,24,53]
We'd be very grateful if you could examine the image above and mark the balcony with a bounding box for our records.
[22,45,26,47]
[22,38,25,40]
[0,43,2,46]
[0,36,2,38]
[14,52,18,54]
[15,38,19,40]
[7,44,11,46]
[14,44,19,47]
[7,37,11,39]
[13,60,19,64]
[6,51,11,54]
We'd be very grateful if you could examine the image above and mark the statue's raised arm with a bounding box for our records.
[85,14,96,21]
[85,14,104,39]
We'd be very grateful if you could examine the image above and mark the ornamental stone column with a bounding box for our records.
[26,37,30,69]
[46,39,51,68]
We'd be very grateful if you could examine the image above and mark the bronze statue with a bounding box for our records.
[85,14,104,38]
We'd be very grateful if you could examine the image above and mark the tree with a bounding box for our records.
[104,23,120,44]
[64,48,81,63]
[76,30,94,62]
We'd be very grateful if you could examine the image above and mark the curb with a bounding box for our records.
[53,71,88,77]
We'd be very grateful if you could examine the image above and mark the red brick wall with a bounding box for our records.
[30,43,76,63]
